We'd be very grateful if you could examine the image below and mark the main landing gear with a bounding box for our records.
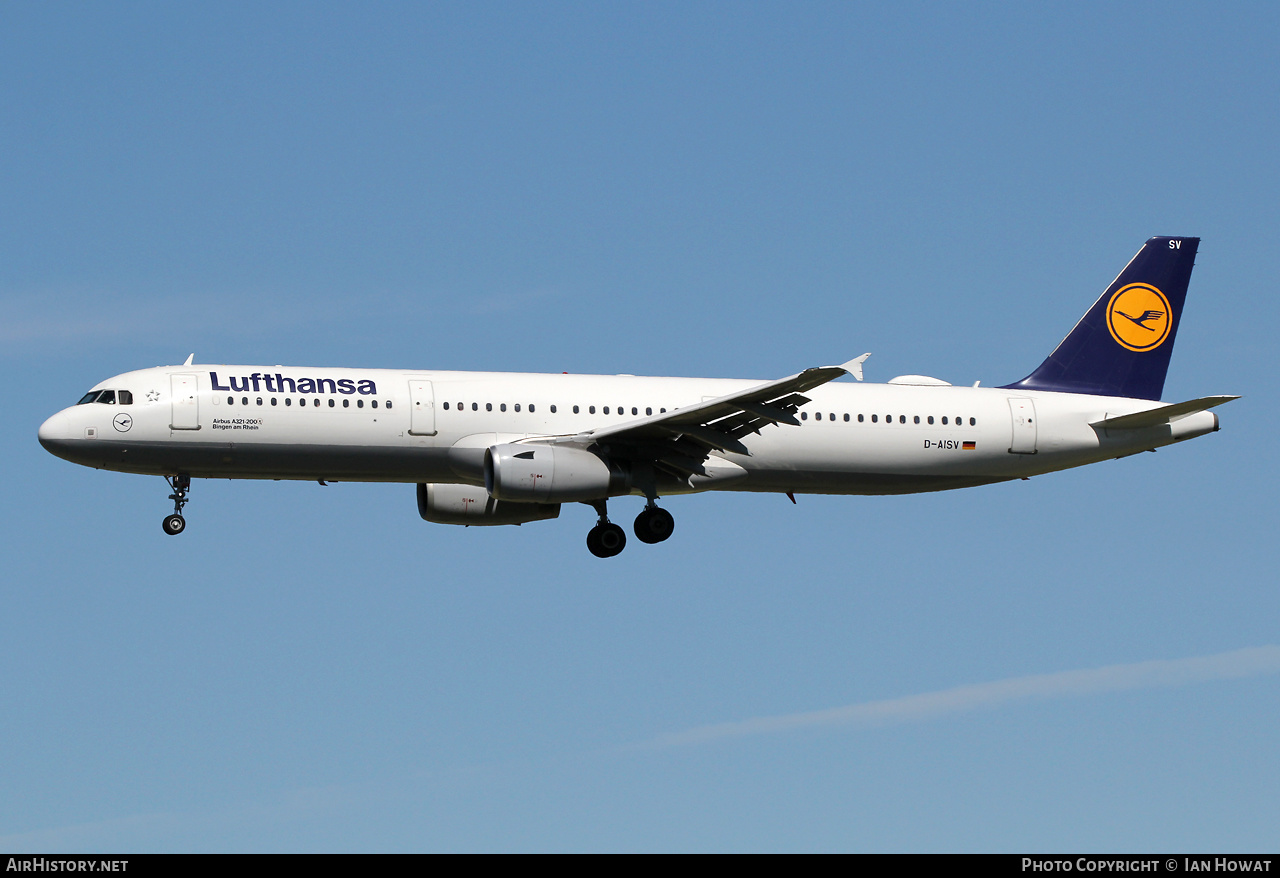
[633,503,675,544]
[162,474,190,535]
[584,499,675,558]
[585,500,627,558]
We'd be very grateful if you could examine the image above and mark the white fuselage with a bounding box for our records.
[38,364,1219,496]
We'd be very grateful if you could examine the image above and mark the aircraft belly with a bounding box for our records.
[730,469,1004,495]
[65,438,455,482]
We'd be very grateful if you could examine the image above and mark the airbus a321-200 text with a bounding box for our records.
[39,237,1236,557]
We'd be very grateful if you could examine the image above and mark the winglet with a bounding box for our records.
[841,353,871,382]
[183,353,195,366]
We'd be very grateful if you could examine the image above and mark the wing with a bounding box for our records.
[539,355,869,481]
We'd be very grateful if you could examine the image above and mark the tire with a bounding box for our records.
[162,514,186,536]
[634,507,675,544]
[587,523,626,558]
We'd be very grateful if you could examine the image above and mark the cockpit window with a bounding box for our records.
[117,390,133,405]
[77,390,117,404]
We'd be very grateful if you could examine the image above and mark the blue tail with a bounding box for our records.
[1002,236,1199,401]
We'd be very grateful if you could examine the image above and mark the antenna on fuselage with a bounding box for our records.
[183,353,194,366]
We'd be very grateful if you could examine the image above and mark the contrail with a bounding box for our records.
[641,645,1280,749]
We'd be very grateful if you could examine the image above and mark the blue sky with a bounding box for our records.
[2,2,1277,851]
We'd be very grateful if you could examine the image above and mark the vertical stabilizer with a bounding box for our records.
[1002,236,1198,400]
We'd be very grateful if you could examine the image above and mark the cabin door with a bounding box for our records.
[170,373,200,430]
[1008,397,1037,454]
[409,380,437,436]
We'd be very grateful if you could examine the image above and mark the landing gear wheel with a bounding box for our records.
[587,522,627,558]
[634,506,675,544]
[163,474,191,535]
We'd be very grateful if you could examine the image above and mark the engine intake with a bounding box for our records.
[485,444,628,503]
[417,483,559,526]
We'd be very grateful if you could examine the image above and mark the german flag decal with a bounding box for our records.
[962,441,976,450]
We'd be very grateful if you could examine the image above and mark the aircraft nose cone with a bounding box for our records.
[38,409,75,457]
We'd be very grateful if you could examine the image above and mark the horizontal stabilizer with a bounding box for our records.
[1091,395,1239,430]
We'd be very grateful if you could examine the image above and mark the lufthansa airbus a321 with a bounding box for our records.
[39,237,1236,557]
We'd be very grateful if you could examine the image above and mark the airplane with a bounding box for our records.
[38,236,1237,557]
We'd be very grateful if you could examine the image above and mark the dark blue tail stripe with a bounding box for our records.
[1001,236,1199,400]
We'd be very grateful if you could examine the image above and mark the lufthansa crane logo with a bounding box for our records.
[1106,283,1172,352]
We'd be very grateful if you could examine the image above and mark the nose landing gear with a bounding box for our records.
[162,474,190,535]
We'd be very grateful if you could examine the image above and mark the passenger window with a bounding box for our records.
[471,403,478,411]
[572,405,579,414]
[118,390,133,405]
[970,417,976,426]
[529,404,535,413]
[343,399,350,408]
[631,407,637,415]
[228,396,235,405]
[871,415,878,423]
[500,403,507,412]
[646,407,652,415]
[604,406,610,414]
[913,415,919,424]
[858,414,864,422]
[660,408,666,413]
[928,416,934,425]
[443,402,450,410]
[270,398,278,406]
[801,412,808,420]
[844,413,850,422]
[589,406,596,414]
[329,399,335,408]
[486,403,492,411]
[358,399,364,408]
[386,401,392,409]
[515,404,521,412]
[942,416,948,425]
[243,397,249,406]
[550,405,557,413]
[372,400,378,409]
[256,397,263,406]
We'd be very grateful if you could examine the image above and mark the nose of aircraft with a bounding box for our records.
[38,408,75,457]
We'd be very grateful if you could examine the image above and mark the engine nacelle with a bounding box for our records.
[485,444,628,503]
[417,483,559,526]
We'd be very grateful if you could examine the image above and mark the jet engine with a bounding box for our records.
[417,483,559,526]
[484,444,629,503]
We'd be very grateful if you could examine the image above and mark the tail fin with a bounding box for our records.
[1002,236,1199,400]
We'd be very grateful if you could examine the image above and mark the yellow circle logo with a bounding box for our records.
[1106,283,1172,352]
